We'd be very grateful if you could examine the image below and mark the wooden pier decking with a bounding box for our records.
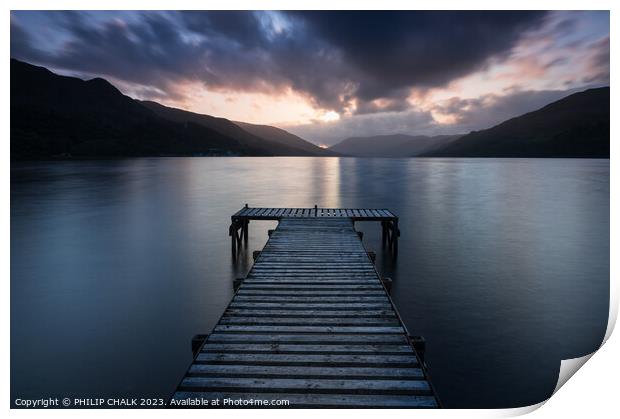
[172,208,438,408]
[229,206,400,256]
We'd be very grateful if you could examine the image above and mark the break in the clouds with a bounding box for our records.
[10,10,610,145]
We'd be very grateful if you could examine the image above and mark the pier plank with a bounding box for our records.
[187,365,424,379]
[179,376,431,393]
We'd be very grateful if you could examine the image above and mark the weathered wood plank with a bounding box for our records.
[187,364,424,379]
[223,309,397,318]
[248,271,377,280]
[245,280,379,284]
[206,333,409,344]
[213,325,404,334]
[240,284,383,289]
[201,343,413,353]
[233,296,389,303]
[179,377,431,394]
[219,317,401,326]
[228,302,394,310]
[195,353,419,367]
[236,290,386,296]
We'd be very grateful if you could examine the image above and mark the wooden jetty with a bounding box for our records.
[172,207,439,408]
[228,205,400,256]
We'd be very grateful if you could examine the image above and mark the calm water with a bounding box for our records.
[10,157,609,408]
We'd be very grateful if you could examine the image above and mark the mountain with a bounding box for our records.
[234,121,337,156]
[141,101,332,156]
[10,59,248,158]
[423,87,610,158]
[10,59,325,159]
[329,134,461,157]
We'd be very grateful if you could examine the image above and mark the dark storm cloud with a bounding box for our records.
[10,20,34,57]
[179,11,268,47]
[11,11,206,96]
[10,10,548,112]
[10,10,344,106]
[291,11,548,101]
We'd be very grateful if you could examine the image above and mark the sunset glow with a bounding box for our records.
[320,111,341,122]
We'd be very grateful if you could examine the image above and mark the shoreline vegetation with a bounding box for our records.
[11,59,609,161]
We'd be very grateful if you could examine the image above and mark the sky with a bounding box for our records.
[10,10,610,146]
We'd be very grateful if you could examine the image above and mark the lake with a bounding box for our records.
[10,157,609,408]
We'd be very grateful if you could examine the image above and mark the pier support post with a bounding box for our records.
[243,220,249,245]
[381,277,392,293]
[410,335,426,365]
[381,221,388,246]
[229,217,248,257]
[233,278,244,292]
[229,223,237,256]
[383,219,400,254]
[191,334,209,357]
[391,218,399,253]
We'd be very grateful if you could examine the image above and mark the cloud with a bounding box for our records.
[284,87,597,145]
[582,36,610,85]
[11,11,548,114]
[9,20,40,61]
[432,87,597,129]
[291,11,547,102]
[492,11,609,92]
[11,12,202,100]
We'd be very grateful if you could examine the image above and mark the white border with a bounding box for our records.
[2,1,617,418]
